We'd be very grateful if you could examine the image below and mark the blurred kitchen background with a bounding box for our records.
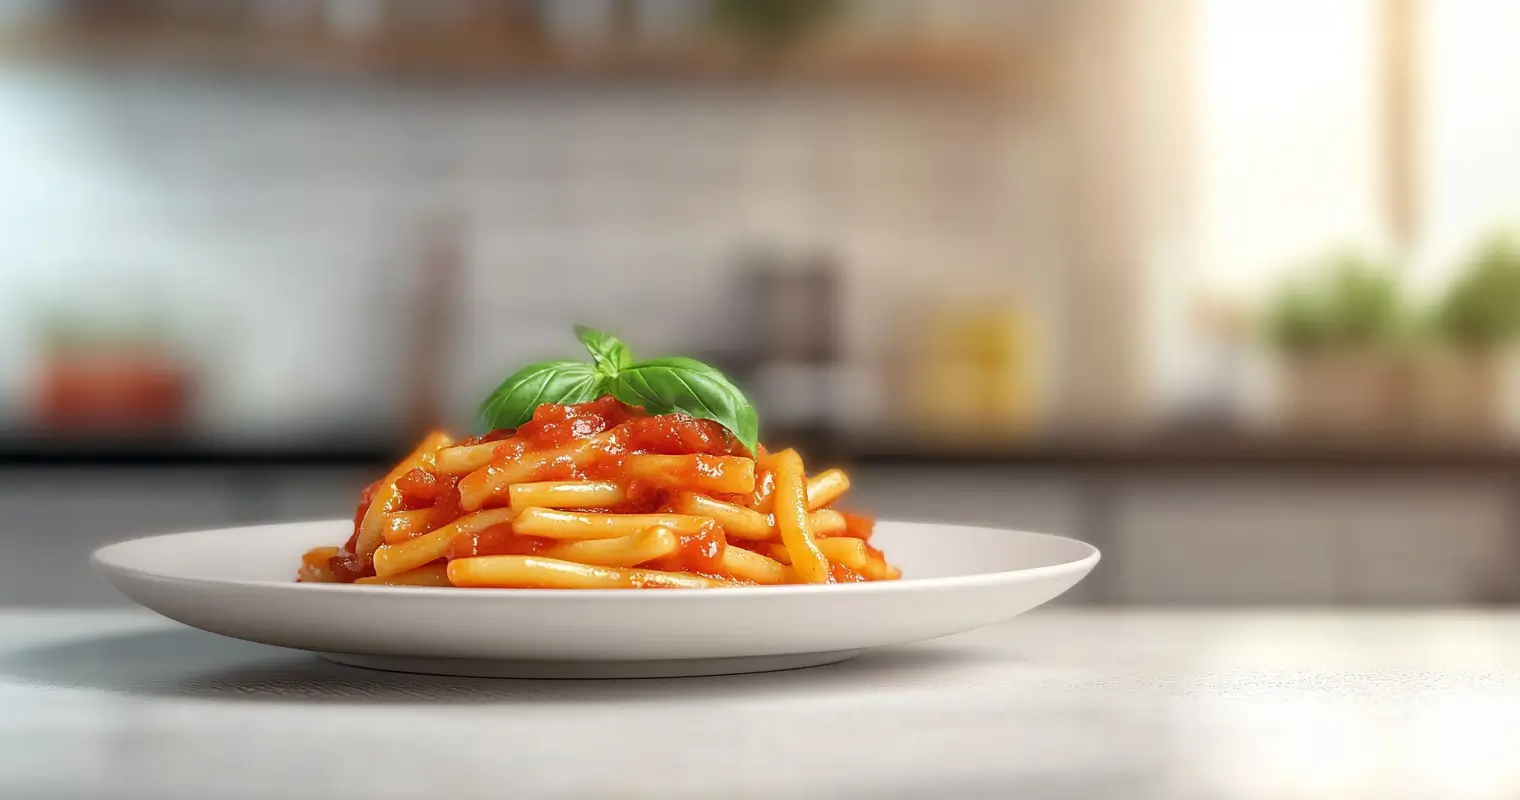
[3,0,1520,606]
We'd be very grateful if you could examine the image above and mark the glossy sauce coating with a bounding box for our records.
[443,399,741,574]
[644,520,729,576]
[467,399,738,492]
[318,398,889,586]
[329,479,382,582]
[448,523,554,560]
[394,468,441,508]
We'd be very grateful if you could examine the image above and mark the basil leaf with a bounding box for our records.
[574,325,634,376]
[477,360,608,431]
[611,357,759,453]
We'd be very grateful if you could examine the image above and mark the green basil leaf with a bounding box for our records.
[574,325,634,376]
[477,360,608,431]
[611,356,759,453]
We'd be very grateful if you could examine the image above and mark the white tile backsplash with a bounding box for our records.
[0,71,1047,432]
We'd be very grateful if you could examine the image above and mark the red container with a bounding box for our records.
[33,348,192,432]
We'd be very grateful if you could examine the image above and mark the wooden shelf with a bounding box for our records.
[0,22,1021,91]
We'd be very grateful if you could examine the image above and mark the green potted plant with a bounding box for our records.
[1436,234,1520,346]
[712,0,845,52]
[1419,233,1520,435]
[1264,250,1403,435]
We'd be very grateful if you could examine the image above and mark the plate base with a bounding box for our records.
[320,649,865,679]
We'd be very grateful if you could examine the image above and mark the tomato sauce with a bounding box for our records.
[330,399,788,585]
[645,520,729,576]
[394,468,440,509]
[447,523,556,559]
[515,396,641,450]
[422,474,464,533]
[328,479,383,582]
[469,401,739,491]
[608,479,669,515]
[348,479,381,546]
[621,414,737,456]
[329,554,372,583]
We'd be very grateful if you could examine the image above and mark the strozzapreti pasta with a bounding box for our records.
[299,397,897,589]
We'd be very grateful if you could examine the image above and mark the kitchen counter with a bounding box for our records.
[3,609,1519,798]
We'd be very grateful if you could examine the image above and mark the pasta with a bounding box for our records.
[299,396,899,589]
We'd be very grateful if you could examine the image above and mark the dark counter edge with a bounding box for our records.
[0,438,402,468]
[5,434,1520,473]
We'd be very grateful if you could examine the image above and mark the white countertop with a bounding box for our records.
[3,609,1519,799]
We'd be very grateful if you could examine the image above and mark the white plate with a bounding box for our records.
[93,520,1099,679]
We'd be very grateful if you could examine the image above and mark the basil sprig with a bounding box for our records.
[478,326,759,453]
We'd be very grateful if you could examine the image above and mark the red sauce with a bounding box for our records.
[332,399,784,585]
[447,523,556,559]
[485,437,529,463]
[621,414,737,456]
[422,474,464,533]
[575,431,633,480]
[610,479,670,514]
[347,479,382,548]
[329,552,373,583]
[328,479,383,582]
[657,453,735,488]
[461,401,740,504]
[394,468,440,509]
[727,539,773,557]
[515,395,641,450]
[645,521,729,576]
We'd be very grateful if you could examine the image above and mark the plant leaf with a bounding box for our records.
[611,356,759,453]
[574,325,634,376]
[477,360,608,431]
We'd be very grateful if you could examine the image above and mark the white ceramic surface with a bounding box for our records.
[92,520,1099,678]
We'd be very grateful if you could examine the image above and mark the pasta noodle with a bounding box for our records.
[448,556,734,589]
[355,563,453,587]
[805,468,851,510]
[352,431,453,567]
[508,480,626,513]
[671,493,847,540]
[770,448,829,584]
[512,508,710,539]
[298,396,899,589]
[380,509,435,545]
[623,454,756,495]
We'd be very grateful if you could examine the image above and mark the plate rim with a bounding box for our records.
[92,518,1101,600]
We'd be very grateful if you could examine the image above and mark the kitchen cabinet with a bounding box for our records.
[1111,478,1347,605]
[1340,477,1514,604]
[0,468,369,606]
[846,466,1090,604]
[0,470,241,605]
[852,467,1517,606]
